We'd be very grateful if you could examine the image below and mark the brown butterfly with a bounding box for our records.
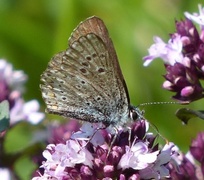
[40,16,143,127]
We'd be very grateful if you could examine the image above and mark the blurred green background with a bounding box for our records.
[1,0,204,179]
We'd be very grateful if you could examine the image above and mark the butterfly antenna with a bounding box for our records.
[138,101,188,107]
[148,122,169,144]
[136,101,186,144]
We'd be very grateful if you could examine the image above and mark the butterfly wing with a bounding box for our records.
[40,16,130,125]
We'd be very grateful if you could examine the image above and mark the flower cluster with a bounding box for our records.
[0,59,46,179]
[143,4,204,179]
[32,120,176,180]
[0,59,44,125]
[144,4,204,103]
[167,132,204,179]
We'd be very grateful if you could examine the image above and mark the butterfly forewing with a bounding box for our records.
[40,16,130,126]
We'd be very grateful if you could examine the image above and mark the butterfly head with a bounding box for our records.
[129,105,145,121]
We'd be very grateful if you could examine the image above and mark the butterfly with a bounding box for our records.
[40,16,143,127]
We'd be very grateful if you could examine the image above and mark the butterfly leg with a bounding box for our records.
[105,126,119,160]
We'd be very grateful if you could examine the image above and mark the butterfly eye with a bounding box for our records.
[129,110,138,121]
[128,105,144,121]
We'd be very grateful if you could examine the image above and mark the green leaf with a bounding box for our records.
[0,100,10,132]
[176,108,204,124]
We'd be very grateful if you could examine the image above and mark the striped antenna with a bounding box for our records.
[136,101,188,144]
[148,122,169,144]
[139,101,189,107]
